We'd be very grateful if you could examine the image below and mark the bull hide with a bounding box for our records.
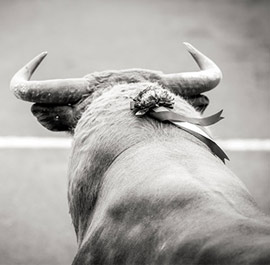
[69,83,270,265]
[10,44,270,265]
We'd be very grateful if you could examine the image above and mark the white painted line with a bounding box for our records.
[0,136,71,149]
[217,139,270,152]
[0,137,270,151]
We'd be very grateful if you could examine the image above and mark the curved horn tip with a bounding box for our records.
[36,51,48,61]
[182,42,198,54]
[182,42,192,48]
[29,51,48,67]
[41,51,48,56]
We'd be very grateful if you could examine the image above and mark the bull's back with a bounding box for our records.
[72,141,270,265]
[73,196,270,265]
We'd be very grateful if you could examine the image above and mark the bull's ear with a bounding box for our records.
[184,95,209,114]
[31,104,80,132]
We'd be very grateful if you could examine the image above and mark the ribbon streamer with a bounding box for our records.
[149,106,224,126]
[131,103,229,163]
[147,106,229,163]
[173,124,229,163]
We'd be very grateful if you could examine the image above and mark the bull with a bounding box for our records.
[11,43,270,265]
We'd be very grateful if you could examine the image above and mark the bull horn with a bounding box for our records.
[162,42,222,96]
[10,52,90,104]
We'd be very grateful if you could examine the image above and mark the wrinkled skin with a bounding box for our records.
[44,82,270,265]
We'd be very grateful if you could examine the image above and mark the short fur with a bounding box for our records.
[15,45,269,264]
[66,82,270,265]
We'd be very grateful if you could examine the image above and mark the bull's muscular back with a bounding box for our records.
[69,83,270,265]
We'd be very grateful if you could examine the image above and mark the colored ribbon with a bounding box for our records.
[131,103,229,163]
[170,123,229,163]
[182,127,229,163]
[149,106,224,126]
[147,107,229,163]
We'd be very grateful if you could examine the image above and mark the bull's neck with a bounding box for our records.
[67,88,223,243]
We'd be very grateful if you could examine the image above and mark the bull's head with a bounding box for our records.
[10,43,222,133]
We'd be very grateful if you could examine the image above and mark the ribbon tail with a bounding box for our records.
[173,124,229,163]
[200,135,229,163]
[204,109,224,125]
[204,109,224,126]
[185,109,224,126]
